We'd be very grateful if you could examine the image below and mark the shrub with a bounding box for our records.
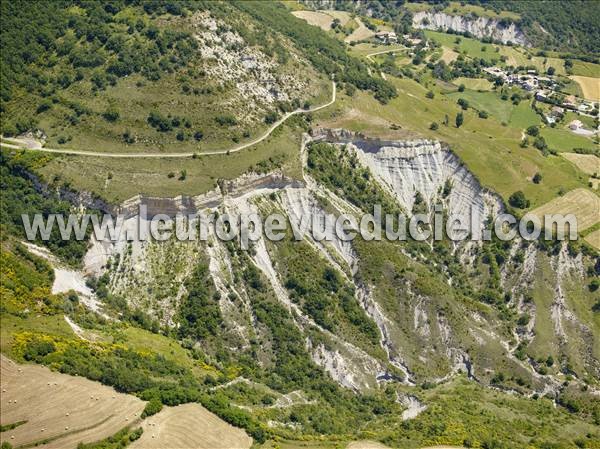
[36,99,52,113]
[141,398,163,418]
[148,111,172,132]
[509,191,530,209]
[215,114,237,126]
[430,122,439,130]
[264,111,279,124]
[455,112,464,128]
[533,172,542,184]
[457,98,469,110]
[526,125,539,136]
[102,107,119,122]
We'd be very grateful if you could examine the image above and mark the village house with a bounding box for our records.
[563,95,577,109]
[376,31,398,45]
[569,119,583,130]
[483,67,507,80]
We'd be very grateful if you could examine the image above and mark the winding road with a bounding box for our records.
[0,80,336,159]
[365,47,407,81]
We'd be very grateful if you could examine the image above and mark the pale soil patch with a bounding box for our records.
[441,46,459,64]
[570,76,600,101]
[0,355,145,449]
[292,10,333,31]
[584,228,600,250]
[561,153,600,176]
[345,17,375,43]
[527,188,600,232]
[130,403,252,449]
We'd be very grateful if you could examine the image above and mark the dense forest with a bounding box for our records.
[473,0,600,55]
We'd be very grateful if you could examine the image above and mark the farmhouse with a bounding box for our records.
[569,119,583,130]
[563,95,577,108]
[376,31,398,44]
[483,67,507,80]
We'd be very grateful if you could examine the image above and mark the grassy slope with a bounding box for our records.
[38,120,305,203]
[33,70,329,155]
[315,77,588,209]
[425,30,498,63]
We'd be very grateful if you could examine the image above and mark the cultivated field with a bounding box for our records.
[570,76,600,101]
[584,228,600,251]
[346,442,390,449]
[561,153,600,176]
[0,355,146,449]
[130,403,252,449]
[291,10,333,31]
[528,188,600,232]
[345,17,375,42]
[453,77,493,91]
[441,47,459,63]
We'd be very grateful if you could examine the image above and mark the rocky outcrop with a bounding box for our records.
[78,129,597,396]
[346,139,503,239]
[413,11,527,46]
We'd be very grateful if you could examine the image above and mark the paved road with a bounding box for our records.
[0,81,336,159]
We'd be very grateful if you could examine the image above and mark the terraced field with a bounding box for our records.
[0,355,146,449]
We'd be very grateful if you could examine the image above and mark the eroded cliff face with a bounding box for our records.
[412,11,527,46]
[81,130,597,396]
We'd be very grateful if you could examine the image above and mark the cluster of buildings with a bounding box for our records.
[483,66,597,129]
[483,67,556,91]
[375,31,398,44]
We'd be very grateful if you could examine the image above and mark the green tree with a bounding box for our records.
[509,191,530,209]
[455,112,464,128]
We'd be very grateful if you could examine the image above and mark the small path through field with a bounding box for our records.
[0,81,336,159]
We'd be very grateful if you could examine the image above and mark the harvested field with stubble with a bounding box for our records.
[130,403,252,449]
[0,355,146,449]
[346,441,390,449]
[570,76,600,101]
[584,228,600,250]
[561,153,600,176]
[528,188,600,232]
